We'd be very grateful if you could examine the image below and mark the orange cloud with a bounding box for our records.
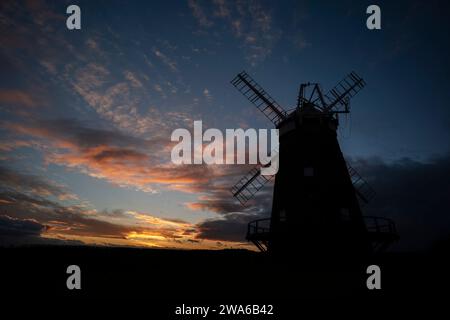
[2,115,252,217]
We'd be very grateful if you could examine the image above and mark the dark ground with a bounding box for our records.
[0,245,449,316]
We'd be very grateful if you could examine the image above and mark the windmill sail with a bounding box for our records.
[231,71,287,126]
[323,71,366,113]
[231,165,274,205]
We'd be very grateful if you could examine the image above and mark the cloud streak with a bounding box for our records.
[0,165,250,248]
[3,118,215,193]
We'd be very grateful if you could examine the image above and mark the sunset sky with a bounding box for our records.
[1,0,450,250]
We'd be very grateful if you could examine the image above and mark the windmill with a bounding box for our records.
[230,71,398,256]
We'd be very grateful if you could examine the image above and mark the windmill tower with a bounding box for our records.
[230,71,398,257]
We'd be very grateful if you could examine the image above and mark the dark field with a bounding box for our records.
[1,245,448,312]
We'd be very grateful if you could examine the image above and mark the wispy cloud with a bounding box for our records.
[123,70,143,88]
[69,63,169,136]
[153,48,178,72]
[0,0,275,249]
[0,166,250,249]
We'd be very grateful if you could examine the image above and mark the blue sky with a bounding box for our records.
[1,0,449,249]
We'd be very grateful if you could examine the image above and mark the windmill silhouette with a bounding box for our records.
[230,71,398,256]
